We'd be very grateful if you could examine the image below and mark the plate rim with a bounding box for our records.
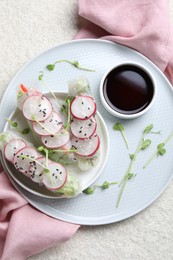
[1,39,173,225]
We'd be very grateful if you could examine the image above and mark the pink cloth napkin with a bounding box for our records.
[1,0,173,259]
[75,0,173,84]
[0,171,79,260]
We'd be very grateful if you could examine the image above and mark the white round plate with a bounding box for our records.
[2,92,109,198]
[0,39,173,225]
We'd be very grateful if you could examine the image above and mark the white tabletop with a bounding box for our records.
[0,1,173,259]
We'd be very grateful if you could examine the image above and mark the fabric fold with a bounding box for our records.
[0,172,79,260]
[75,0,173,82]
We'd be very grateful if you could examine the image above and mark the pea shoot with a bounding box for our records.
[37,146,76,156]
[83,181,118,195]
[60,96,74,130]
[143,129,173,169]
[37,146,49,168]
[83,187,95,195]
[113,122,129,149]
[116,124,153,208]
[46,59,96,72]
[6,118,30,135]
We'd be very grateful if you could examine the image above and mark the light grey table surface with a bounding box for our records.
[1,1,173,259]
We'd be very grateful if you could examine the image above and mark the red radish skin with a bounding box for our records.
[71,134,100,157]
[70,95,96,120]
[32,111,63,136]
[22,95,52,122]
[13,147,39,176]
[70,116,97,139]
[4,139,26,163]
[42,162,67,190]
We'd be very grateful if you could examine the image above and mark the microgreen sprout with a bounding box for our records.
[113,122,129,149]
[37,146,49,168]
[0,133,7,142]
[6,118,30,135]
[38,146,76,156]
[64,96,73,130]
[83,181,118,195]
[51,147,77,154]
[38,71,44,81]
[22,128,30,135]
[60,104,67,114]
[46,59,96,72]
[83,187,95,195]
[60,96,74,130]
[95,181,118,190]
[143,129,173,169]
[117,124,153,208]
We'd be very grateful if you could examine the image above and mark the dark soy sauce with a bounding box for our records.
[103,65,154,115]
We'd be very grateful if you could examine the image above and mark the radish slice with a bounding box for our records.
[28,157,47,183]
[60,139,72,151]
[13,147,39,176]
[42,162,67,190]
[17,88,42,111]
[41,128,70,149]
[71,116,97,139]
[4,139,26,163]
[32,111,63,136]
[22,95,52,121]
[70,95,96,120]
[71,134,100,157]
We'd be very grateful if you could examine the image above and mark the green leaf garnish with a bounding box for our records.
[100,181,110,189]
[38,71,44,81]
[60,104,67,113]
[83,187,95,195]
[21,128,30,135]
[157,143,166,155]
[11,121,18,127]
[113,122,129,149]
[140,139,151,150]
[127,173,136,180]
[62,96,74,130]
[143,124,153,134]
[46,64,55,71]
[6,118,30,135]
[43,168,50,174]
